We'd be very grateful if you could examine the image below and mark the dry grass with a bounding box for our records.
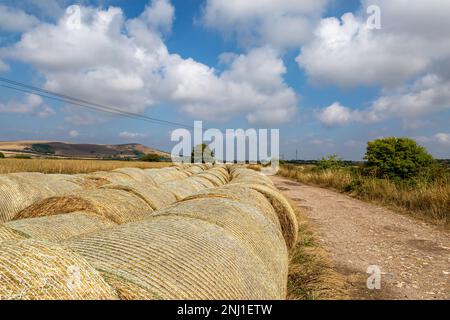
[279,165,450,227]
[0,158,171,174]
[287,203,350,300]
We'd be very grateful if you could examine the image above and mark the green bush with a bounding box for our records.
[13,154,32,159]
[141,153,162,162]
[0,152,4,158]
[317,154,343,170]
[364,137,434,180]
[31,144,55,155]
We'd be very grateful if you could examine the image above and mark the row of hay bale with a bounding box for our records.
[0,165,297,300]
[0,165,211,224]
[1,165,230,243]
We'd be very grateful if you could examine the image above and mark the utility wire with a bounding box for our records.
[0,77,197,130]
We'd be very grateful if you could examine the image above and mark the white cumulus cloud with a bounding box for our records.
[119,131,147,139]
[317,102,361,126]
[0,5,39,32]
[4,2,298,125]
[297,0,450,88]
[201,0,328,49]
[0,94,55,118]
[317,74,450,126]
[68,130,79,138]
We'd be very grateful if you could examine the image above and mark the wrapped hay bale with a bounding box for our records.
[0,175,56,223]
[65,215,281,300]
[189,176,218,189]
[230,169,275,188]
[0,239,118,300]
[112,168,157,186]
[183,165,204,175]
[101,182,177,210]
[229,183,298,251]
[182,185,280,230]
[5,212,117,243]
[143,168,189,185]
[84,171,139,186]
[195,172,227,187]
[16,189,154,225]
[0,225,26,242]
[155,198,288,296]
[0,173,81,223]
[159,178,206,200]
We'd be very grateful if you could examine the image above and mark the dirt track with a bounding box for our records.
[271,176,450,300]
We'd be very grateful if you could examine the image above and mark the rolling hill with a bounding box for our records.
[0,141,170,159]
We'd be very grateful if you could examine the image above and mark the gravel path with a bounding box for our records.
[271,176,450,300]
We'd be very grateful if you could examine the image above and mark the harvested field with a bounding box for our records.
[0,158,171,174]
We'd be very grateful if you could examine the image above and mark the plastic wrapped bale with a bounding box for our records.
[16,189,154,225]
[65,215,281,300]
[228,183,298,251]
[155,198,288,296]
[159,178,206,200]
[101,182,177,210]
[182,185,281,230]
[112,168,158,186]
[0,239,118,300]
[5,212,117,243]
[142,168,189,185]
[0,225,26,242]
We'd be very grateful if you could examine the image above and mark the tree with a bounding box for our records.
[0,152,4,158]
[364,137,434,180]
[317,154,343,170]
[191,144,215,163]
[141,153,162,162]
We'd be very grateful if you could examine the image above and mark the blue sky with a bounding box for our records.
[0,0,449,160]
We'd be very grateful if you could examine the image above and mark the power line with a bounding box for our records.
[0,77,197,130]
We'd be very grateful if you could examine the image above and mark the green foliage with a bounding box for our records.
[364,137,434,180]
[13,154,32,159]
[133,150,145,159]
[0,152,4,158]
[317,154,343,170]
[31,144,55,155]
[191,144,215,163]
[140,153,162,162]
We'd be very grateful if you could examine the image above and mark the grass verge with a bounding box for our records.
[287,202,350,300]
[279,165,449,227]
